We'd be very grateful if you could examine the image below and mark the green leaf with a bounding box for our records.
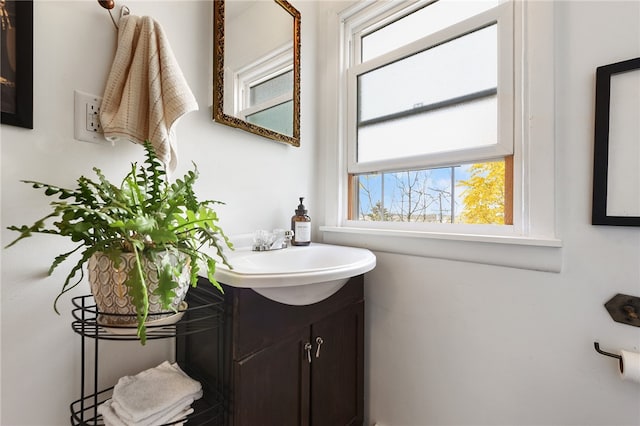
[131,215,156,233]
[148,229,178,244]
[109,220,126,229]
[125,247,149,344]
[130,239,146,252]
[153,258,179,310]
[205,256,223,293]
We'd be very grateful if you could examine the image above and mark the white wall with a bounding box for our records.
[339,1,640,425]
[0,1,317,424]
[3,1,640,426]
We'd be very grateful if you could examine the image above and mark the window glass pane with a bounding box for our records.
[356,174,385,220]
[354,160,505,224]
[358,95,497,163]
[358,24,496,122]
[247,101,293,135]
[361,0,499,61]
[357,24,497,163]
[250,70,293,106]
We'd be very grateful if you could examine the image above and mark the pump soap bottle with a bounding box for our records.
[291,197,311,246]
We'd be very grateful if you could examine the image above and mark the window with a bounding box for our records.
[319,0,560,272]
[235,44,294,136]
[346,0,513,226]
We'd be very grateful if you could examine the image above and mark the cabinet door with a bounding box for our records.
[233,329,311,426]
[310,301,364,426]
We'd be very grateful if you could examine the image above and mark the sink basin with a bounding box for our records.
[213,242,376,305]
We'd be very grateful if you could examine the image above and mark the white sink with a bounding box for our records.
[213,242,376,305]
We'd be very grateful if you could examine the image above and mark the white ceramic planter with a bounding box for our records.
[88,251,190,326]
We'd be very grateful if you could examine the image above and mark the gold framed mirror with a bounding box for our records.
[213,0,301,147]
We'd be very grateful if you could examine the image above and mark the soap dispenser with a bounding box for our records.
[291,197,311,246]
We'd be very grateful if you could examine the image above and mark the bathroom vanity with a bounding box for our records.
[176,275,364,426]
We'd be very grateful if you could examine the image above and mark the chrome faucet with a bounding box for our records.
[252,229,294,251]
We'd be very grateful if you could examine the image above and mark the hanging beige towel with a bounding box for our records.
[100,15,198,171]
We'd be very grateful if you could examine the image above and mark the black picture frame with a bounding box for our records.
[592,57,640,226]
[1,0,33,129]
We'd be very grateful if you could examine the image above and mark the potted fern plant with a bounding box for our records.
[5,142,232,343]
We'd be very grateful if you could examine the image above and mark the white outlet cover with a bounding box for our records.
[74,90,110,144]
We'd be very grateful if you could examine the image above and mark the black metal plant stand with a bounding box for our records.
[69,293,225,426]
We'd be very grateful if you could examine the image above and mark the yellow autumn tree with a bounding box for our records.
[457,161,505,224]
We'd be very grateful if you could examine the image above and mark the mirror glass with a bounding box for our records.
[213,0,301,146]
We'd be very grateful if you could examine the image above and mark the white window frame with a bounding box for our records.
[347,1,513,174]
[318,0,562,272]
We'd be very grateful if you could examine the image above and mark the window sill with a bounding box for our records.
[319,225,562,272]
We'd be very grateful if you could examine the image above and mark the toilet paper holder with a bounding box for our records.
[594,342,623,371]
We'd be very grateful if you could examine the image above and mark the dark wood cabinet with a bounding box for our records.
[177,275,365,426]
[310,301,363,426]
[233,328,310,426]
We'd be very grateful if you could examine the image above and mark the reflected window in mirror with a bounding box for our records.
[236,45,294,136]
[213,0,301,146]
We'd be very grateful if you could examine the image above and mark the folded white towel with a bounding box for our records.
[111,361,202,423]
[99,398,192,426]
[100,14,198,171]
[98,399,127,426]
[112,397,195,426]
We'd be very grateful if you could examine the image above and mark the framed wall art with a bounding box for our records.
[1,0,33,129]
[592,57,640,226]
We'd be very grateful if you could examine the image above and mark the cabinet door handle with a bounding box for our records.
[315,337,324,358]
[304,342,313,364]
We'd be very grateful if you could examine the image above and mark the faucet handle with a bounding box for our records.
[283,230,294,247]
[252,230,271,251]
[252,229,295,251]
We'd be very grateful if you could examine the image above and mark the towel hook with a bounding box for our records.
[97,0,130,30]
[594,342,623,371]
